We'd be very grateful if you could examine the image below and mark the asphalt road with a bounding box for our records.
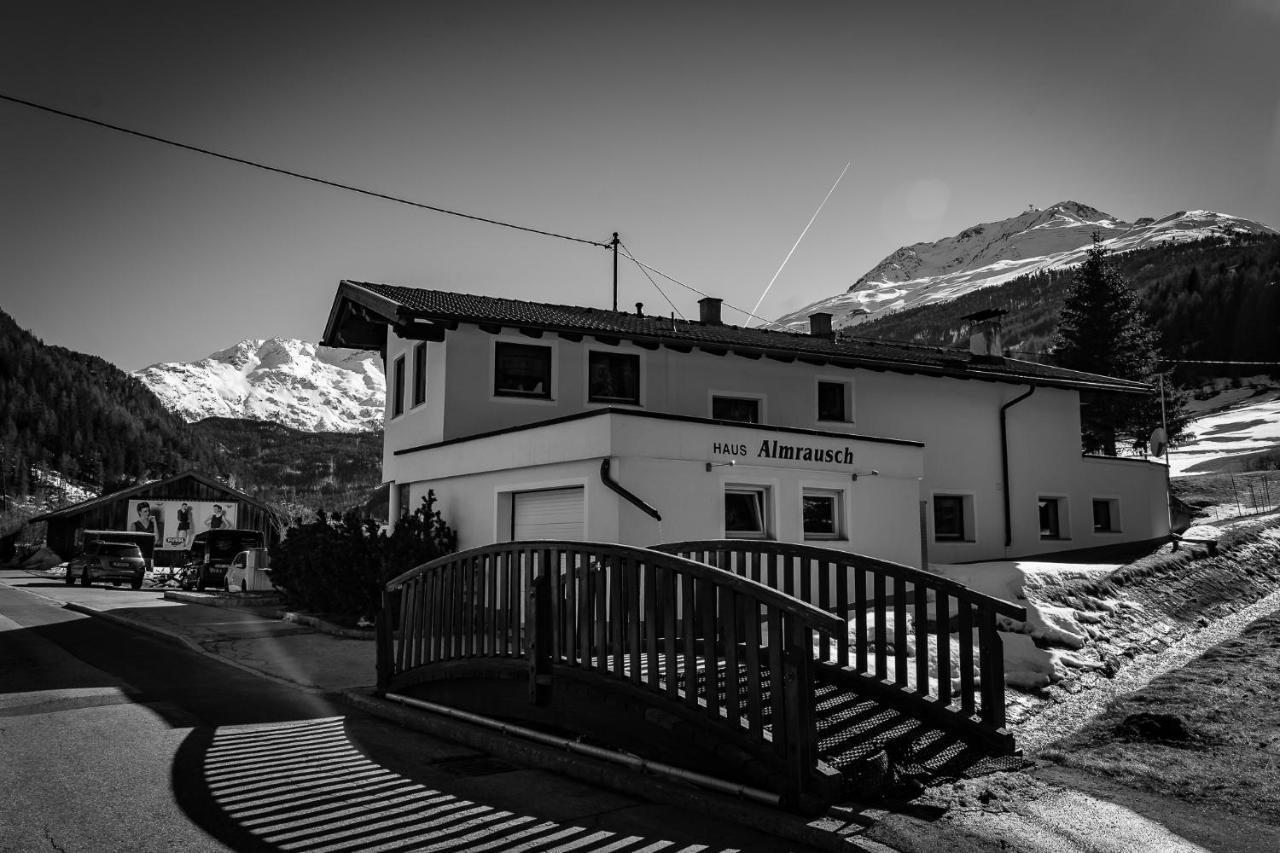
[0,577,818,853]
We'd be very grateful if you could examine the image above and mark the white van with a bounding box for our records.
[224,548,274,593]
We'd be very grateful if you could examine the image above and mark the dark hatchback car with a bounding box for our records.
[66,541,146,589]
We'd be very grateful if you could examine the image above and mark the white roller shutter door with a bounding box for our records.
[512,487,585,541]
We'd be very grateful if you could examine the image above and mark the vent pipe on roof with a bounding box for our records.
[698,297,723,325]
[809,312,834,339]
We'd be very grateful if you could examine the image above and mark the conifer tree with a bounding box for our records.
[1051,234,1187,455]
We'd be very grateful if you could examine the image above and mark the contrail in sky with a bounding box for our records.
[749,161,851,326]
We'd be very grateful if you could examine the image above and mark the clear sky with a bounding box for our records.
[3,1,1279,371]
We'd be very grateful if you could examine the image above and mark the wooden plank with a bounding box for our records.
[782,617,816,804]
[836,562,850,669]
[628,557,642,683]
[854,566,868,674]
[936,590,951,707]
[722,586,741,727]
[978,603,1005,729]
[958,599,975,718]
[643,560,659,687]
[546,548,560,662]
[873,572,887,681]
[894,576,908,686]
[744,604,763,739]
[662,566,678,697]
[610,554,626,679]
[700,577,719,719]
[463,555,474,658]
[564,549,578,665]
[767,607,785,756]
[394,577,410,673]
[682,571,697,700]
[914,581,930,696]
[599,555,613,675]
[817,560,831,662]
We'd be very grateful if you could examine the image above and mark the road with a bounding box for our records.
[0,573,819,852]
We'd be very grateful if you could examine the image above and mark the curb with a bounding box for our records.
[337,689,889,853]
[59,600,327,695]
[161,590,376,640]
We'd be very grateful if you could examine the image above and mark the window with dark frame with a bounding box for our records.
[588,351,640,405]
[802,490,841,539]
[412,342,426,407]
[817,381,846,422]
[1092,499,1117,532]
[934,495,965,541]
[1039,498,1063,539]
[392,354,405,417]
[494,342,552,398]
[724,487,769,538]
[712,395,760,423]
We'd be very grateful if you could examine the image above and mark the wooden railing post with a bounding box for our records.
[978,604,1006,729]
[781,616,817,807]
[528,571,552,705]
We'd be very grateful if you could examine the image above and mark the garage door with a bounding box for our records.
[512,487,585,541]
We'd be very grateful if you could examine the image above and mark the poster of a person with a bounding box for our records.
[176,502,193,548]
[131,501,161,545]
[205,504,228,530]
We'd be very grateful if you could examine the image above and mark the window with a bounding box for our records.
[1039,497,1067,539]
[494,342,552,398]
[1093,499,1119,533]
[391,355,405,417]
[724,486,770,538]
[802,489,842,539]
[934,495,968,541]
[397,483,411,518]
[712,395,760,423]
[412,342,427,407]
[817,381,847,422]
[588,351,640,405]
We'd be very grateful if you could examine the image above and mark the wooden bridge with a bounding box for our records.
[375,539,1026,811]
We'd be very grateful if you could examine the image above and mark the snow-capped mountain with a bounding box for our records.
[776,202,1278,331]
[136,339,385,433]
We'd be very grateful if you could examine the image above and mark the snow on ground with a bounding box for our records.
[1159,379,1280,475]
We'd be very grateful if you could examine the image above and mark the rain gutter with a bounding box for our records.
[1001,386,1036,548]
[600,458,662,522]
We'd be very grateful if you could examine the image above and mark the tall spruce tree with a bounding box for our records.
[1052,234,1186,455]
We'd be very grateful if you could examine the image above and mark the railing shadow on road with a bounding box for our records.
[171,717,755,853]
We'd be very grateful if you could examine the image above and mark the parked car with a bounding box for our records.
[65,540,146,589]
[185,529,266,590]
[225,548,274,593]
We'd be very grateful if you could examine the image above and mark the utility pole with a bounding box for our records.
[610,232,620,312]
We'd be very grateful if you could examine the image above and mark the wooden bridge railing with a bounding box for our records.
[376,540,846,805]
[652,540,1027,749]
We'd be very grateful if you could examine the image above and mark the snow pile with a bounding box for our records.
[135,338,385,433]
[776,203,1276,331]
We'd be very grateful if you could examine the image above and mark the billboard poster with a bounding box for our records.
[126,499,239,554]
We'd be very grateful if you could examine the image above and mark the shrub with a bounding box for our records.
[269,491,457,623]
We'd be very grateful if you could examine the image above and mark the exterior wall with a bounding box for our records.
[379,324,1170,563]
[393,411,926,566]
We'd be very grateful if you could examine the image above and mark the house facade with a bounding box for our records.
[322,282,1169,566]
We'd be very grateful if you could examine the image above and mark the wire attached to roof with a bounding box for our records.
[618,241,684,319]
[0,92,612,250]
[617,247,791,330]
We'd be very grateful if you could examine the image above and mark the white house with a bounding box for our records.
[321,282,1169,565]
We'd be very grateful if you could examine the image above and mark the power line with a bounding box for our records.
[0,92,612,250]
[618,241,684,319]
[618,248,791,330]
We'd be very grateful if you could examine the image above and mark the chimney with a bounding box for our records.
[698,297,723,325]
[961,308,1006,358]
[809,312,833,339]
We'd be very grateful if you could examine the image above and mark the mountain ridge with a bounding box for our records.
[776,202,1277,330]
[135,338,385,433]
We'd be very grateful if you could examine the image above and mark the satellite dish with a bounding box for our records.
[1149,427,1168,457]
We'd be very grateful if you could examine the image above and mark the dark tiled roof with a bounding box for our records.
[334,281,1152,394]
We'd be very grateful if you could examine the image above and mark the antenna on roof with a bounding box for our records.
[610,232,620,311]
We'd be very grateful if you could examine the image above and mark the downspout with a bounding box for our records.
[599,459,662,522]
[1000,386,1036,548]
